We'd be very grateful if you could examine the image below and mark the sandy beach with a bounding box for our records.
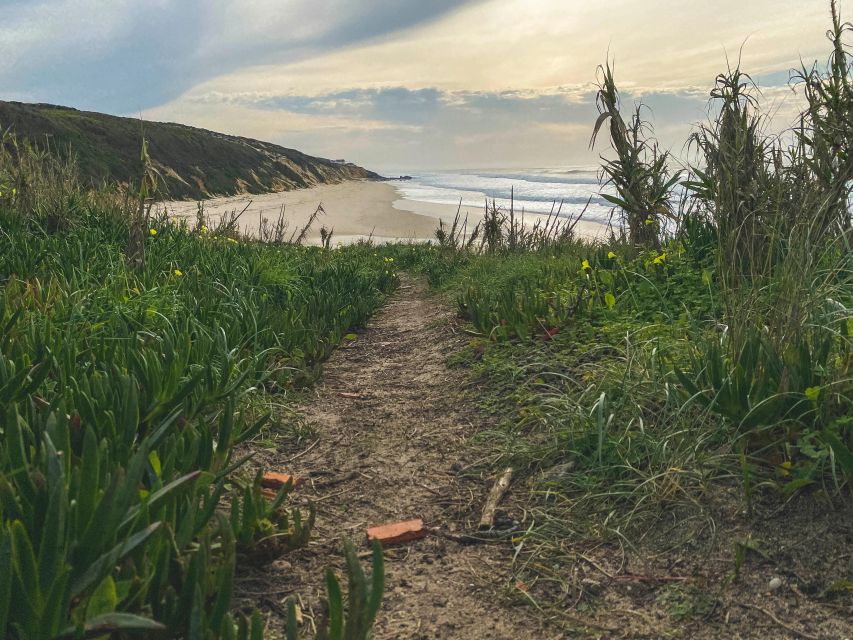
[157,180,605,245]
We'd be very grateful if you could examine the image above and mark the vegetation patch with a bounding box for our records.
[0,136,389,638]
[380,5,852,636]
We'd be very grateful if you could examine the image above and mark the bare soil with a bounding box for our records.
[237,276,852,640]
[239,276,558,638]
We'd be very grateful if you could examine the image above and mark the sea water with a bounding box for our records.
[390,167,615,227]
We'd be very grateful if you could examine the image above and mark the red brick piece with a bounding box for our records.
[366,519,428,546]
[261,472,304,490]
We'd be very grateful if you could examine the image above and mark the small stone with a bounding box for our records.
[271,559,292,572]
[768,577,783,591]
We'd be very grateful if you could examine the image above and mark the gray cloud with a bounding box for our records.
[174,85,733,171]
[0,0,481,113]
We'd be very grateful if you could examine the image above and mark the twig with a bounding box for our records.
[284,438,320,463]
[738,603,819,640]
[576,552,615,579]
[311,471,358,489]
[431,526,519,545]
[479,467,513,529]
[418,482,443,496]
[313,488,351,503]
[612,574,689,583]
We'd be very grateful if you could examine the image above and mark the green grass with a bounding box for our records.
[0,2,850,637]
[378,6,852,623]
[0,149,394,637]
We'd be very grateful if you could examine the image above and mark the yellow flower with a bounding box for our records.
[607,251,617,259]
[652,252,667,265]
[149,228,157,236]
[226,237,238,244]
[581,259,591,271]
[200,225,208,234]
[174,269,183,277]
[645,217,654,226]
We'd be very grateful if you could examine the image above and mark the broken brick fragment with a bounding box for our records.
[261,472,304,490]
[366,519,427,546]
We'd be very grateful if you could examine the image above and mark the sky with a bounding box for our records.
[0,0,841,173]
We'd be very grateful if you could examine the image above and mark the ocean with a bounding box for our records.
[390,167,615,226]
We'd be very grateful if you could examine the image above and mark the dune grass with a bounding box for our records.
[382,2,851,629]
[0,136,390,638]
[1,2,850,637]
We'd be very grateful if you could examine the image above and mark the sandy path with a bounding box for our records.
[243,276,557,639]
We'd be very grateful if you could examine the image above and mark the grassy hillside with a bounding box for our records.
[0,101,381,200]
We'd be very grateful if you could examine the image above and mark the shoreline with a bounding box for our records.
[157,179,606,245]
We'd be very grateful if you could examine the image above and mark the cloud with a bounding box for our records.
[0,0,480,112]
[145,85,721,171]
[1,0,837,170]
[171,0,832,99]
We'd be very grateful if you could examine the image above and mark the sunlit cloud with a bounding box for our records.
[1,0,838,169]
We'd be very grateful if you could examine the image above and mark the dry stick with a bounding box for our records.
[738,603,819,640]
[227,199,253,231]
[283,438,320,463]
[292,202,325,245]
[479,467,514,530]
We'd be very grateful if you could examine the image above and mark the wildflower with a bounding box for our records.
[149,228,157,236]
[174,269,183,277]
[581,259,591,271]
[227,237,238,244]
[607,251,617,259]
[652,252,666,265]
[200,225,208,234]
[645,217,654,226]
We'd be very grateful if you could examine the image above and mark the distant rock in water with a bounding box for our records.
[0,100,382,200]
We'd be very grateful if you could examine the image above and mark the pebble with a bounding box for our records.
[768,577,783,591]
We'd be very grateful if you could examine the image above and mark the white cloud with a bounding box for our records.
[164,0,832,100]
[2,0,840,169]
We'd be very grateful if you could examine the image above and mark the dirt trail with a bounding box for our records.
[247,276,555,639]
